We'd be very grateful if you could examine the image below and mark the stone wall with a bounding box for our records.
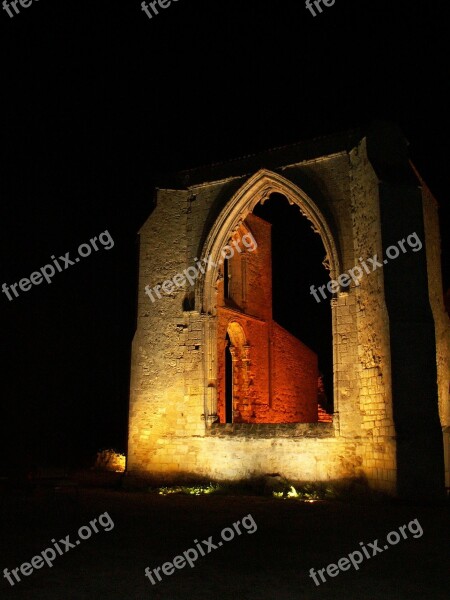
[420,171,450,487]
[127,128,445,497]
[132,432,362,486]
[348,139,396,490]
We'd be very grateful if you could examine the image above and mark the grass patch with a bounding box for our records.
[154,483,221,496]
[143,476,392,504]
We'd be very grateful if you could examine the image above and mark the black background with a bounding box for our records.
[1,0,448,471]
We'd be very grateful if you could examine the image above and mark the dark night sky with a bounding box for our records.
[1,0,448,470]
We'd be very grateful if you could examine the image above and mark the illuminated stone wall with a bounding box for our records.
[420,171,450,488]
[127,126,447,498]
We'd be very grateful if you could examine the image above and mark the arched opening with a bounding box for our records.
[221,322,248,424]
[199,170,341,427]
[253,192,333,414]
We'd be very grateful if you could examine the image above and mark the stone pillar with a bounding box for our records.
[205,315,218,426]
[367,122,445,500]
[242,344,250,396]
[229,345,239,420]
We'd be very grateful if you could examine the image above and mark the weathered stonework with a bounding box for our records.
[127,124,449,498]
[419,168,450,489]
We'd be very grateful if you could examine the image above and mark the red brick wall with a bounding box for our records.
[271,322,318,422]
[216,213,319,424]
[217,214,272,321]
[318,405,333,423]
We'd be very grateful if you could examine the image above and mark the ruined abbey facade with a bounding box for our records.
[127,123,449,499]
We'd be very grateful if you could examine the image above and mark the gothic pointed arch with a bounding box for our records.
[199,169,341,426]
[196,169,341,314]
